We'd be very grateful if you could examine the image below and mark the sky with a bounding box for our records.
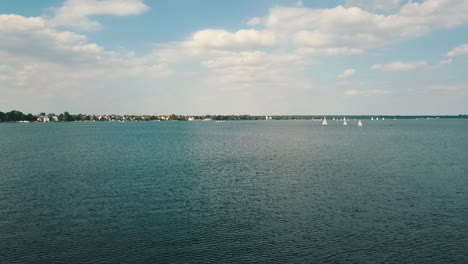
[1,0,467,115]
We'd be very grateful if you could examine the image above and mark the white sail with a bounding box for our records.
[376,117,379,120]
[357,120,363,127]
[382,117,385,121]
[322,117,328,125]
[343,117,347,126]
[371,117,374,120]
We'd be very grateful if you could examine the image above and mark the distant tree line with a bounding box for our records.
[0,110,36,122]
[0,110,467,122]
[0,110,85,122]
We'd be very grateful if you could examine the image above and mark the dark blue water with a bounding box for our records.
[1,120,467,263]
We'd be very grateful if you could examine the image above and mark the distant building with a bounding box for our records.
[37,116,50,122]
[97,115,110,121]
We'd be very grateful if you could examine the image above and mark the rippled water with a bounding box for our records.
[1,120,467,263]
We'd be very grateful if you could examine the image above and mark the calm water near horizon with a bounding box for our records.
[1,120,467,263]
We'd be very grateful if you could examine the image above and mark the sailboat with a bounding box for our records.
[371,117,374,120]
[382,117,385,121]
[343,117,347,126]
[322,117,328,126]
[357,120,363,127]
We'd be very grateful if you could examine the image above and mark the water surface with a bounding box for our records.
[1,120,467,263]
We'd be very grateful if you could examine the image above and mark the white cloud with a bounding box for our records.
[0,14,103,64]
[296,47,363,56]
[198,50,313,91]
[294,31,332,47]
[345,89,389,96]
[338,69,356,79]
[0,15,46,32]
[427,84,468,93]
[2,0,468,113]
[145,0,468,94]
[0,13,170,103]
[0,65,14,83]
[252,0,468,50]
[345,0,402,11]
[182,29,276,51]
[439,58,453,65]
[247,17,262,26]
[371,61,429,72]
[50,0,149,31]
[447,44,468,57]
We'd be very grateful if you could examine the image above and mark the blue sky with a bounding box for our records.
[0,0,467,115]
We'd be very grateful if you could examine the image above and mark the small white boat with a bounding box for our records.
[322,117,328,126]
[382,117,385,121]
[343,117,347,126]
[357,120,363,127]
[371,117,374,120]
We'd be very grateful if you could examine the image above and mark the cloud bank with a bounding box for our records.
[1,0,468,114]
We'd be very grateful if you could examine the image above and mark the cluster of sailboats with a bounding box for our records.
[321,117,363,127]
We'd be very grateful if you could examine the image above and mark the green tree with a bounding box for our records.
[63,111,74,122]
[4,110,24,122]
[26,113,34,122]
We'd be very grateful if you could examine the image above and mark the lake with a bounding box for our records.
[1,120,467,263]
